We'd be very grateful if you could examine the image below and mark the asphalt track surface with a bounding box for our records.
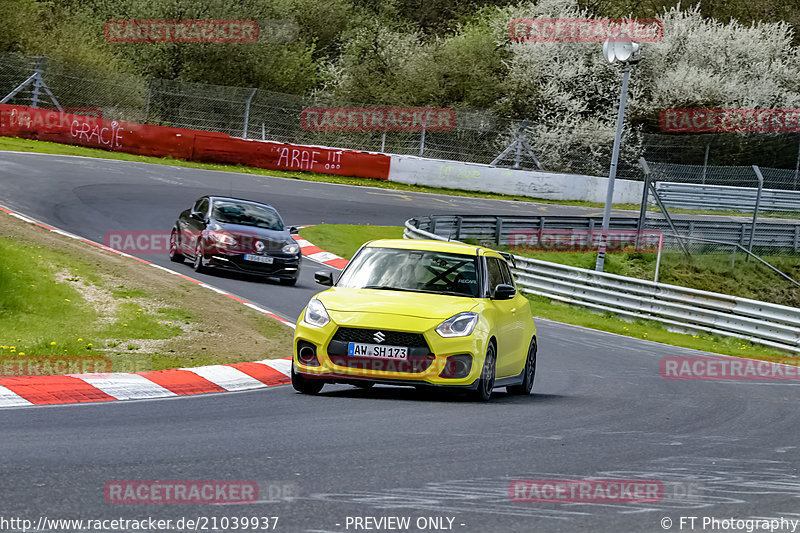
[1,151,798,533]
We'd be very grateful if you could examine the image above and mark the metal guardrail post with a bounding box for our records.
[795,134,800,191]
[242,88,257,139]
[654,233,663,283]
[636,157,651,250]
[749,166,764,257]
[143,79,152,123]
[419,118,426,156]
[648,181,691,257]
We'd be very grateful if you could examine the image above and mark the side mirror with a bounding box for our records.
[314,271,334,286]
[493,284,516,300]
[289,226,299,235]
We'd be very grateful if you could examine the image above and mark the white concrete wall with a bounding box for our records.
[388,155,644,204]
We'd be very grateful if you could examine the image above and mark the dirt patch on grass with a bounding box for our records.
[0,211,293,370]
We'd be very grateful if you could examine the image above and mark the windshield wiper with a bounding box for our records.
[362,285,417,292]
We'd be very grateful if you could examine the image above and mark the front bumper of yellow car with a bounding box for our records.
[293,312,490,389]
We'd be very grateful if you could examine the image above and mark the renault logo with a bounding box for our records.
[255,241,265,252]
[373,331,385,343]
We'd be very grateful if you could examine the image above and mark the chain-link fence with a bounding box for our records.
[2,51,800,185]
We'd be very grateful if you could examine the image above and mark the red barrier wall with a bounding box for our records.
[0,105,390,180]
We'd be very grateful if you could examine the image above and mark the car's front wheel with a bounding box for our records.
[471,343,496,402]
[168,229,184,263]
[291,362,324,394]
[508,337,537,396]
[193,242,207,273]
[279,276,298,286]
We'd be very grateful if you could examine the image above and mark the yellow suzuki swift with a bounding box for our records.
[292,239,537,401]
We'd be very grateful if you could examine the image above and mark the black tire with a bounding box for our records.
[168,229,184,263]
[193,242,207,273]
[291,362,324,394]
[508,337,537,395]
[471,342,497,402]
[279,276,298,286]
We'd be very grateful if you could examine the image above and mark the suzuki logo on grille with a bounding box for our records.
[255,241,265,252]
[373,331,385,343]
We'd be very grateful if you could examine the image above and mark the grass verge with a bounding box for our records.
[0,210,293,374]
[300,224,404,259]
[301,223,797,363]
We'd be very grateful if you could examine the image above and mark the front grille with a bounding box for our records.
[331,328,428,348]
[328,355,435,374]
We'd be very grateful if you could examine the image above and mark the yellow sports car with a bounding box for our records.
[292,239,537,401]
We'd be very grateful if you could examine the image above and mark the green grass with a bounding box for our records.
[0,239,182,361]
[300,223,798,363]
[0,240,101,358]
[300,224,404,259]
[0,211,294,374]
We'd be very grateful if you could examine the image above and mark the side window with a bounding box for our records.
[499,259,515,288]
[196,198,209,216]
[193,198,204,212]
[486,257,504,295]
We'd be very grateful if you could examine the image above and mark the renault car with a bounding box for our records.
[292,239,537,401]
[169,196,301,285]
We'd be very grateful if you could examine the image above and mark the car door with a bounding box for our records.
[484,255,523,378]
[498,257,531,376]
[183,197,209,254]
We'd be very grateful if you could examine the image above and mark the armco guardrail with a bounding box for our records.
[404,218,800,353]
[410,214,800,251]
[656,182,800,212]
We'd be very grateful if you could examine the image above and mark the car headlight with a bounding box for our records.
[282,243,300,254]
[435,312,478,338]
[304,299,330,327]
[208,231,237,246]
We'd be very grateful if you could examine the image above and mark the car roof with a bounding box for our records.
[364,239,502,258]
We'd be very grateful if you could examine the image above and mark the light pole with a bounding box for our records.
[594,38,641,272]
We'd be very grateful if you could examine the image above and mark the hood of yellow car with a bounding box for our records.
[317,287,479,320]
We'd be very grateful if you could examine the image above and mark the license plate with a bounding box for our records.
[348,343,408,359]
[244,254,273,264]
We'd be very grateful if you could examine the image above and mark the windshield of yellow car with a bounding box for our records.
[337,247,480,297]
